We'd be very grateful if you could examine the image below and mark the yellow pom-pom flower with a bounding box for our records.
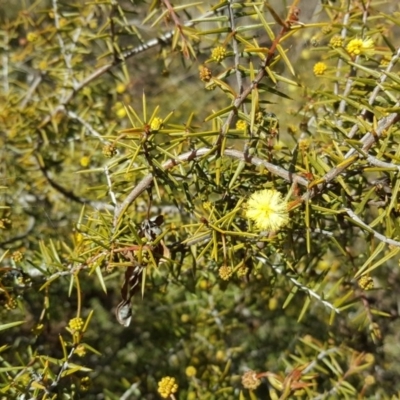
[346,38,374,57]
[38,60,48,71]
[236,120,247,130]
[211,46,227,63]
[219,265,233,281]
[158,376,178,398]
[380,56,391,67]
[150,117,163,132]
[116,108,126,118]
[102,144,117,158]
[185,366,197,377]
[75,344,87,357]
[68,317,84,332]
[27,32,39,42]
[80,156,90,168]
[12,251,24,262]
[116,83,126,94]
[329,35,343,48]
[358,275,374,291]
[199,65,212,82]
[313,62,327,76]
[245,189,289,231]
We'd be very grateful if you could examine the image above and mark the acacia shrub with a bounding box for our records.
[1,0,400,399]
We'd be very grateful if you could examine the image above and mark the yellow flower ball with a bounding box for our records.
[68,317,84,332]
[329,35,343,48]
[185,366,197,377]
[116,83,126,94]
[157,376,178,398]
[116,107,127,118]
[80,156,90,167]
[27,32,39,42]
[236,120,247,130]
[150,117,163,132]
[245,189,289,231]
[346,38,374,57]
[211,46,227,63]
[313,62,327,76]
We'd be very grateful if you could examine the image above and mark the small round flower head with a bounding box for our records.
[364,353,375,364]
[75,344,87,357]
[298,138,311,151]
[158,376,178,398]
[69,317,84,332]
[150,117,163,132]
[364,374,376,386]
[38,60,48,71]
[322,24,332,35]
[358,275,374,291]
[237,266,248,277]
[27,32,39,42]
[329,35,343,48]
[181,313,190,323]
[245,189,289,231]
[346,38,374,57]
[236,120,247,130]
[80,156,90,168]
[380,56,391,67]
[102,144,117,158]
[211,46,227,63]
[313,62,327,76]
[114,102,127,118]
[219,265,233,280]
[242,370,261,390]
[12,251,24,262]
[199,65,212,82]
[116,83,126,94]
[185,366,197,377]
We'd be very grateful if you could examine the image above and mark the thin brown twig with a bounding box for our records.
[227,0,243,96]
[161,0,191,59]
[212,2,301,149]
[36,154,114,211]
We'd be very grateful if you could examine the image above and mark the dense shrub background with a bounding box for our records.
[1,0,400,399]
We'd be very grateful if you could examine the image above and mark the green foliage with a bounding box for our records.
[1,0,400,398]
